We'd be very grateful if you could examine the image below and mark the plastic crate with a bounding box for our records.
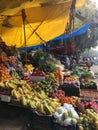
[31,76,45,82]
[53,122,76,130]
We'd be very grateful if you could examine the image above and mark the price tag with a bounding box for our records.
[1,95,11,102]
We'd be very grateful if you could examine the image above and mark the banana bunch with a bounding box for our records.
[0,79,21,89]
[36,98,61,115]
[36,90,47,99]
[24,64,34,71]
[0,78,30,90]
[20,94,42,108]
[11,83,32,99]
[20,90,47,108]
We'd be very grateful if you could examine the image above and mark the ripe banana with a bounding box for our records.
[11,89,21,99]
[43,103,52,115]
[20,96,28,106]
[25,84,32,91]
[7,82,17,89]
[18,87,24,95]
[22,85,30,94]
[29,100,36,109]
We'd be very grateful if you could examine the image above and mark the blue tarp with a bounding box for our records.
[51,24,91,41]
[19,44,46,51]
[20,24,91,50]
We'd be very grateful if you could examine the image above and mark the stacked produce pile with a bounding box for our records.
[49,88,80,107]
[63,76,80,88]
[11,80,61,115]
[78,109,98,130]
[0,64,12,82]
[75,99,98,130]
[81,100,98,113]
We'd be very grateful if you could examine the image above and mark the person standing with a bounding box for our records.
[65,55,70,70]
[86,59,91,70]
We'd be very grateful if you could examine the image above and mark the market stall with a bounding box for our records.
[0,42,98,130]
[1,1,98,130]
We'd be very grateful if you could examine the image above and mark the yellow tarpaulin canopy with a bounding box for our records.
[0,0,86,48]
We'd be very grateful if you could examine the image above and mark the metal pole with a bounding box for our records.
[21,9,27,64]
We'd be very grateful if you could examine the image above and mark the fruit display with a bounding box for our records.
[78,109,98,130]
[64,76,80,88]
[21,94,61,115]
[11,81,32,99]
[20,90,47,108]
[81,100,98,113]
[0,64,12,82]
[32,80,53,93]
[48,88,65,99]
[32,71,46,76]
[24,64,34,71]
[46,73,60,87]
[36,98,61,115]
[1,44,98,129]
[0,79,17,90]
[48,88,80,107]
[53,69,63,79]
[64,76,77,82]
[60,96,80,107]
[53,103,79,126]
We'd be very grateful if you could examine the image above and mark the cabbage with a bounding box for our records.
[63,118,72,126]
[56,107,65,114]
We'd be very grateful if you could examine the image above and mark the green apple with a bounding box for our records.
[61,112,68,120]
[82,117,89,125]
[71,118,77,125]
[68,110,73,117]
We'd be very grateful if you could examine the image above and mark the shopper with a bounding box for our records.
[86,59,91,70]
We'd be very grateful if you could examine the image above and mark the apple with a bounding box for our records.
[61,112,68,120]
[71,118,77,124]
[68,110,73,117]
